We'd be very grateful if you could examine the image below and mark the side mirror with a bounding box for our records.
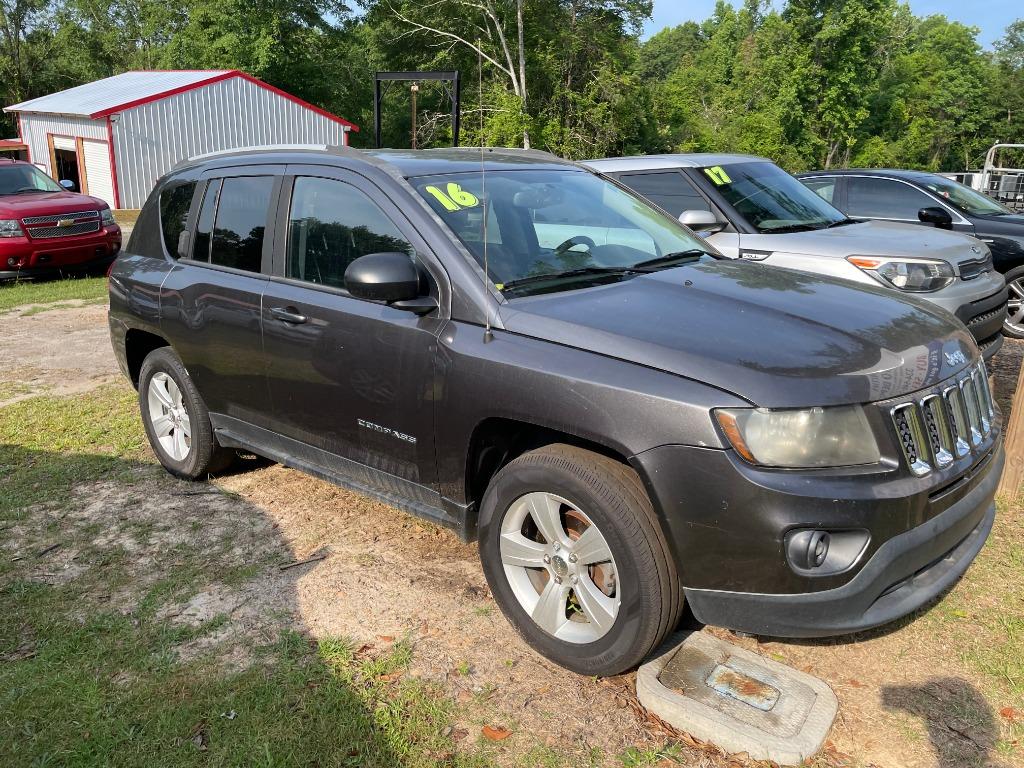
[918,206,952,229]
[58,179,75,191]
[678,209,725,233]
[344,252,436,314]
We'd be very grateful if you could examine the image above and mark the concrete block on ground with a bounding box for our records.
[637,631,838,765]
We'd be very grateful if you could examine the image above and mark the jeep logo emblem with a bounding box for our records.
[945,350,967,366]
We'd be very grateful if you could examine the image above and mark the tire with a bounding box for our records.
[478,444,682,676]
[1003,265,1024,339]
[138,347,233,479]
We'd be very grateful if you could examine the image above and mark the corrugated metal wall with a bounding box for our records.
[113,77,351,208]
[19,113,107,172]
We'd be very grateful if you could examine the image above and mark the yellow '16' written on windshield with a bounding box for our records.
[424,183,480,211]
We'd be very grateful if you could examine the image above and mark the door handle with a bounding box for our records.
[269,306,308,324]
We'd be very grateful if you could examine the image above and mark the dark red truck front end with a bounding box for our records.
[0,159,121,280]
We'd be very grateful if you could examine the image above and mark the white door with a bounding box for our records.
[82,139,116,208]
[52,135,76,151]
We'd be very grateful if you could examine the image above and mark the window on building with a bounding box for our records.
[286,177,413,289]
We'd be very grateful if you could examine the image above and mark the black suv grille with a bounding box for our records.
[890,362,994,476]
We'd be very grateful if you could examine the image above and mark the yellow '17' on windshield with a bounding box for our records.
[704,166,732,185]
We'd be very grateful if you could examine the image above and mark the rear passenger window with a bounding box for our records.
[209,176,274,272]
[846,177,934,220]
[617,171,711,217]
[286,177,413,289]
[159,182,196,258]
[191,179,220,262]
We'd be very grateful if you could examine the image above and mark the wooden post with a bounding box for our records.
[997,358,1024,503]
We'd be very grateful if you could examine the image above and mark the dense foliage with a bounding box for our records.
[0,0,1020,171]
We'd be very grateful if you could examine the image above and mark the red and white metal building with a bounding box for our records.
[4,70,359,209]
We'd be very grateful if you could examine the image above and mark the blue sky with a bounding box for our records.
[643,1,1020,49]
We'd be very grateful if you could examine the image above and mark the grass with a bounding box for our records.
[0,275,107,313]
[0,387,493,767]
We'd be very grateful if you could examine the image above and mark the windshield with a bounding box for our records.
[0,164,63,195]
[918,175,1012,216]
[703,161,848,233]
[413,169,719,296]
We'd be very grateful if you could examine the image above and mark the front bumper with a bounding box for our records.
[0,226,122,279]
[954,284,1007,359]
[631,433,1001,638]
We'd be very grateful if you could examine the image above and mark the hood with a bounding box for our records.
[499,259,976,408]
[746,219,985,268]
[0,190,106,218]
[975,212,1024,234]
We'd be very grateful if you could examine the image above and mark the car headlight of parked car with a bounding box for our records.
[715,405,880,468]
[847,256,955,292]
[100,207,116,225]
[0,219,23,238]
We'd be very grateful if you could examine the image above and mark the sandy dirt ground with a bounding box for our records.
[2,298,1022,768]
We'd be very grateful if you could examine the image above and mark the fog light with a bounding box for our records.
[785,528,870,576]
[7,256,19,267]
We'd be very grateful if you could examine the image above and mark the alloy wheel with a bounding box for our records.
[1006,278,1024,335]
[147,371,192,461]
[499,492,620,643]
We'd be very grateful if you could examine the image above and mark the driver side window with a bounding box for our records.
[286,177,414,289]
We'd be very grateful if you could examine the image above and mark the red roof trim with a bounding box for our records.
[88,70,359,132]
[0,139,27,149]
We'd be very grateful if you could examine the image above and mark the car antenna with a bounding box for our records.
[478,38,494,343]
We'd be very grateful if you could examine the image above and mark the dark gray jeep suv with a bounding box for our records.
[109,146,1002,675]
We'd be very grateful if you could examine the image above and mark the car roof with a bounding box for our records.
[796,168,945,184]
[582,153,770,172]
[174,144,580,177]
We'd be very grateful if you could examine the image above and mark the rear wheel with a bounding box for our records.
[138,347,233,479]
[478,444,682,676]
[1004,266,1024,339]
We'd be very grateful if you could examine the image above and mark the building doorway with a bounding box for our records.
[49,135,82,192]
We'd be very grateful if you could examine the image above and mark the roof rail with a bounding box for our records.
[184,143,353,164]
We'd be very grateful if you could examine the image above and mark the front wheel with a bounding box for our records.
[478,444,682,676]
[1004,265,1024,339]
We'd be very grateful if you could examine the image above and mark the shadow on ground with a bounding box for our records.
[882,678,1005,768]
[0,445,447,768]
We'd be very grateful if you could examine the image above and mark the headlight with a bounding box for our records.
[100,207,115,225]
[0,219,23,238]
[716,405,880,468]
[847,256,954,292]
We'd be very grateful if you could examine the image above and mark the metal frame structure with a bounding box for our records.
[374,71,461,149]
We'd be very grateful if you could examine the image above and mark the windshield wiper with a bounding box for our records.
[9,187,47,195]
[760,223,822,233]
[500,266,638,294]
[632,249,711,270]
[825,218,858,228]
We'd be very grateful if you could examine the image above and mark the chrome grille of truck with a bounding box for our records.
[891,362,994,476]
[21,210,99,226]
[21,210,101,239]
[27,221,101,239]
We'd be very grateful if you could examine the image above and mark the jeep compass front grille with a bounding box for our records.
[891,362,994,476]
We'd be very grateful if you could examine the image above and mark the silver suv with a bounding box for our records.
[584,154,1008,359]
